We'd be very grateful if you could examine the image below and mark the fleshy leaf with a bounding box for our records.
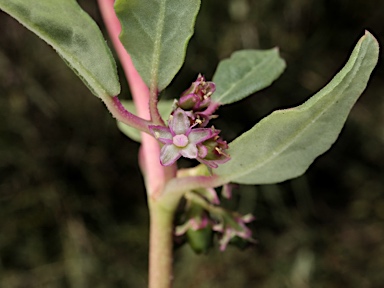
[117,100,174,142]
[212,49,286,105]
[215,31,379,184]
[114,0,200,91]
[0,0,120,98]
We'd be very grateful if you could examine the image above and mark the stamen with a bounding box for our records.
[215,147,230,157]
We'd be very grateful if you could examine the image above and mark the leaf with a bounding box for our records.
[115,0,200,91]
[215,31,379,184]
[117,99,174,142]
[212,49,286,105]
[0,0,120,98]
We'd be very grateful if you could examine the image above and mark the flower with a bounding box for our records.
[175,213,211,236]
[213,213,256,251]
[197,134,231,168]
[149,108,214,166]
[151,75,230,167]
[178,74,216,112]
[175,204,213,254]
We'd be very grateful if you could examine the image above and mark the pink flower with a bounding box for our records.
[149,108,214,166]
[213,213,256,251]
[178,74,216,112]
[197,136,231,168]
[175,213,211,236]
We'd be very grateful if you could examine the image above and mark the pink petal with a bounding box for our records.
[197,158,219,168]
[221,184,234,199]
[241,214,256,223]
[180,143,198,159]
[160,144,181,166]
[188,128,213,144]
[170,108,190,135]
[219,229,234,251]
[197,145,208,158]
[197,156,231,168]
[149,125,173,144]
[205,188,220,205]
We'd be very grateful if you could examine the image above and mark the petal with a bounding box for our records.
[197,156,231,169]
[197,144,208,158]
[206,81,216,94]
[180,143,198,159]
[197,157,219,168]
[218,228,235,251]
[178,93,200,110]
[160,144,181,166]
[221,184,235,199]
[241,214,256,223]
[170,108,190,135]
[196,74,205,82]
[212,222,224,232]
[149,125,173,144]
[175,221,192,236]
[188,128,213,144]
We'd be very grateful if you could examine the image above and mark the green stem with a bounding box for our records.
[148,197,175,288]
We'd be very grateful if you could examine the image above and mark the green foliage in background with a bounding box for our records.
[216,32,378,184]
[0,0,120,98]
[115,0,201,91]
[1,0,384,287]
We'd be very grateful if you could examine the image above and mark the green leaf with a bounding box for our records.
[0,0,120,98]
[212,49,286,105]
[215,31,379,184]
[115,0,200,91]
[117,99,174,142]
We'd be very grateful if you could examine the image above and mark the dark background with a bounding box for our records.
[1,0,384,287]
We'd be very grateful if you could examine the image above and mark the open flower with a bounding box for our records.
[149,108,214,166]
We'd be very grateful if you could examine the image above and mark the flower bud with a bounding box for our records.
[175,202,214,254]
[197,136,230,168]
[178,93,200,110]
[186,225,213,254]
[178,74,216,112]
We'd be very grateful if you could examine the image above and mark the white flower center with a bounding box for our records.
[173,134,189,148]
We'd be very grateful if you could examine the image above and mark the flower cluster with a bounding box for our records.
[176,185,256,252]
[213,213,256,251]
[149,75,230,168]
[177,74,218,127]
[175,203,213,254]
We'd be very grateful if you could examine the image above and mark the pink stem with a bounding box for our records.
[97,0,150,120]
[98,0,176,197]
[103,96,151,133]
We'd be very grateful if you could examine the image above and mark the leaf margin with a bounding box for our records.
[214,31,379,185]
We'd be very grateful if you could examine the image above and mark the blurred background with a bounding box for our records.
[1,0,384,287]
